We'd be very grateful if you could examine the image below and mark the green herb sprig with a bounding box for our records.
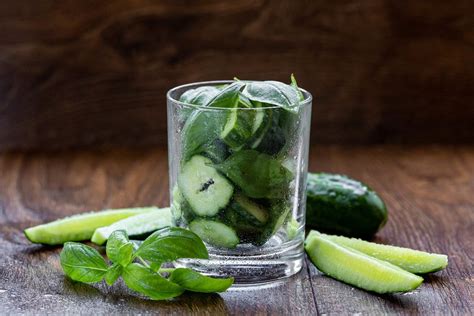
[59,227,234,300]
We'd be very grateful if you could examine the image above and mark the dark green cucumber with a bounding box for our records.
[24,207,155,245]
[306,173,388,238]
[189,219,239,249]
[178,155,234,217]
[91,207,174,245]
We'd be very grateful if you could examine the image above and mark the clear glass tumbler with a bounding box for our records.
[167,81,312,285]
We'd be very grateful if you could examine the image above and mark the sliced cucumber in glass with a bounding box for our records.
[305,233,423,293]
[189,219,239,249]
[220,108,255,149]
[178,155,233,217]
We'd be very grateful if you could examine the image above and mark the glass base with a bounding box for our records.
[174,234,304,285]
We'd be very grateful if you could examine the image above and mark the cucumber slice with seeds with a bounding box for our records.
[305,232,423,293]
[189,219,239,249]
[178,155,233,217]
[24,207,155,245]
[91,207,174,245]
[319,232,448,274]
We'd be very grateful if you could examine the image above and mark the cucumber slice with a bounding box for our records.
[178,155,234,217]
[220,109,255,149]
[24,207,155,245]
[305,233,423,293]
[189,219,239,249]
[231,193,269,225]
[316,232,448,274]
[91,207,174,245]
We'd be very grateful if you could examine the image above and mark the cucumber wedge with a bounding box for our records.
[24,207,155,245]
[189,219,239,249]
[178,155,234,217]
[316,232,448,274]
[305,233,423,294]
[91,207,174,245]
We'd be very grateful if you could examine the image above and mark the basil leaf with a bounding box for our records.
[106,230,134,267]
[169,268,234,293]
[122,263,184,300]
[205,81,245,108]
[179,86,221,106]
[105,263,123,285]
[242,80,300,113]
[214,150,293,198]
[60,242,108,283]
[290,74,304,101]
[134,227,208,265]
[181,110,226,162]
[181,82,245,161]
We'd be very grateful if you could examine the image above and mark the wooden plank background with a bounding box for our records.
[0,0,473,150]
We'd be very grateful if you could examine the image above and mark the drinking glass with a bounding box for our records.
[167,81,312,284]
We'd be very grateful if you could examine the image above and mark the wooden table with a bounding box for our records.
[1,146,472,315]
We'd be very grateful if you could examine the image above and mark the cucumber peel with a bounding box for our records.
[91,207,174,245]
[24,207,155,245]
[317,232,448,274]
[305,232,423,293]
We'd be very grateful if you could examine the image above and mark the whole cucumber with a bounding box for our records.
[306,173,388,238]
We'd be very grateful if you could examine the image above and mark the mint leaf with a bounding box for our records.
[122,263,184,300]
[169,268,234,293]
[214,149,293,198]
[106,230,134,267]
[242,81,300,112]
[60,242,108,283]
[134,227,208,266]
[105,263,123,285]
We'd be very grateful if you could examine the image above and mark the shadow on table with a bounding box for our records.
[63,278,229,314]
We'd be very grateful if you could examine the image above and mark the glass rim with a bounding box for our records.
[167,80,313,111]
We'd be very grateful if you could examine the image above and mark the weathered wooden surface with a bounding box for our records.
[0,1,473,150]
[0,146,472,315]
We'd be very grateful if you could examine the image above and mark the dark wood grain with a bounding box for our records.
[1,146,473,315]
[0,1,473,150]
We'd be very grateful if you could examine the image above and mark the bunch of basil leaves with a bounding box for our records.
[60,227,233,300]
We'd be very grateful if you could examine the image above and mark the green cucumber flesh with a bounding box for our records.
[316,232,448,274]
[178,155,233,217]
[24,207,155,245]
[189,219,239,249]
[91,207,174,245]
[231,194,269,225]
[305,233,423,293]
